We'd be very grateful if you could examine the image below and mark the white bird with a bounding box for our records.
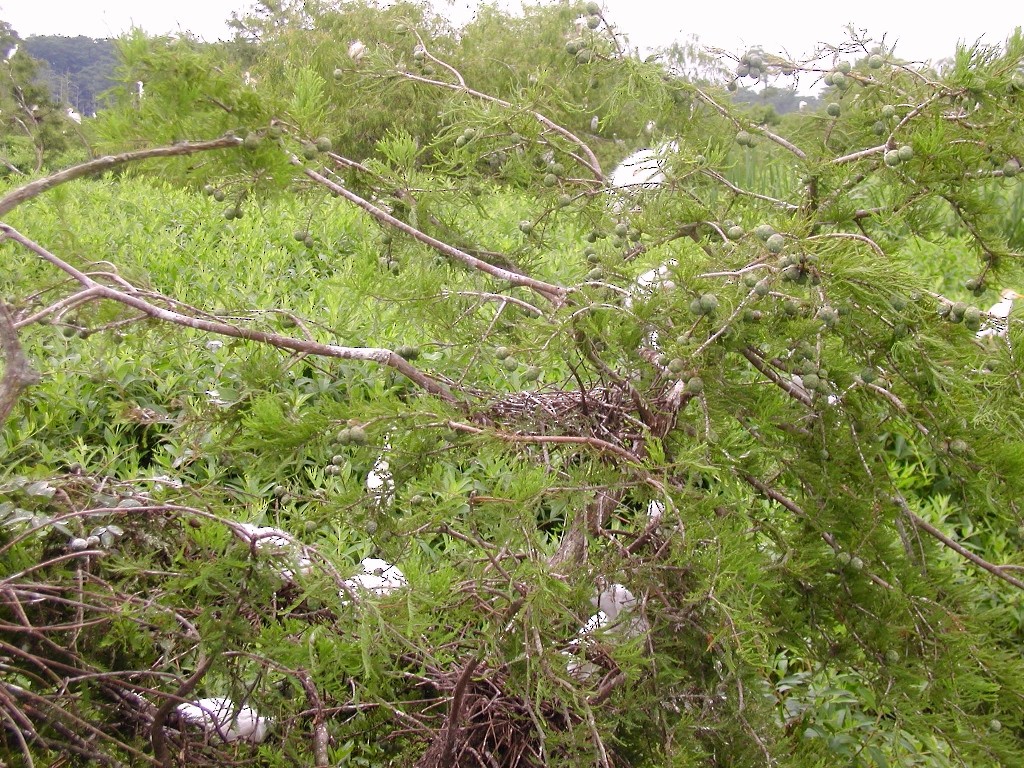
[647,500,665,525]
[348,40,367,61]
[366,437,395,510]
[564,582,648,680]
[341,557,407,602]
[232,523,312,583]
[977,288,1022,339]
[608,140,678,214]
[175,697,271,743]
[624,260,678,347]
[65,107,82,124]
[609,147,666,192]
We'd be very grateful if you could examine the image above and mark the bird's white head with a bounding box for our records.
[999,288,1023,301]
[592,582,637,620]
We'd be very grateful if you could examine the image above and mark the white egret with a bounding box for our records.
[341,557,407,602]
[232,522,312,583]
[977,288,1022,339]
[564,581,648,680]
[348,40,367,61]
[175,697,271,743]
[366,436,395,510]
[608,142,677,193]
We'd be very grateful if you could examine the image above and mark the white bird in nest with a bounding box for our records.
[340,557,408,603]
[976,288,1022,339]
[175,696,271,743]
[232,522,312,583]
[564,581,649,680]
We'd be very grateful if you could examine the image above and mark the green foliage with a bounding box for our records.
[3,5,1024,767]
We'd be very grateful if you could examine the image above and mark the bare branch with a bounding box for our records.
[895,495,1024,591]
[392,61,603,181]
[1,226,460,404]
[0,138,242,217]
[300,165,568,307]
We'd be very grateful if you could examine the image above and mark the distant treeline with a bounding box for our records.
[20,34,818,121]
[22,35,119,116]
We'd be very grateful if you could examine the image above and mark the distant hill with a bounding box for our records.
[23,35,118,116]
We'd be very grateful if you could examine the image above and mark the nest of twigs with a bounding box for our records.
[412,658,578,768]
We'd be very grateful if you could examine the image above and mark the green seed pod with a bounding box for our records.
[698,293,719,313]
[766,233,786,253]
[685,376,704,394]
[897,144,914,162]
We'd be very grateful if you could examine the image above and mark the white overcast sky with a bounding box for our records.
[1,0,1020,64]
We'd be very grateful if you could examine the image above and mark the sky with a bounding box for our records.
[2,0,1020,66]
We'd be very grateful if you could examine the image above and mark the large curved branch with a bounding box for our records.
[0,137,242,217]
[301,165,568,307]
[2,226,460,404]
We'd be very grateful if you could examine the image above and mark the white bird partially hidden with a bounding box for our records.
[977,288,1022,339]
[564,582,648,680]
[175,697,271,743]
[348,40,367,61]
[341,557,407,602]
[366,437,395,510]
[609,146,668,192]
[232,523,312,583]
[624,260,678,347]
